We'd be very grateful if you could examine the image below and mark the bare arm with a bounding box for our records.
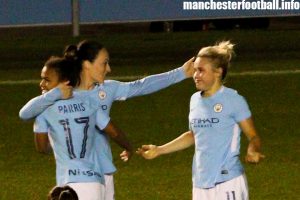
[239,117,265,163]
[103,120,133,162]
[34,133,52,154]
[137,131,194,159]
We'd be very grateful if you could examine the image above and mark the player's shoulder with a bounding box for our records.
[96,80,123,90]
[222,87,242,97]
[50,94,95,112]
[190,91,201,108]
[104,79,121,86]
[92,80,120,88]
[191,91,201,99]
[222,86,247,102]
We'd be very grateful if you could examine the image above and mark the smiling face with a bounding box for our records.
[39,66,60,94]
[193,56,222,94]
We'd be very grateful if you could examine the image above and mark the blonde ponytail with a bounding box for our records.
[216,40,234,62]
[198,40,235,80]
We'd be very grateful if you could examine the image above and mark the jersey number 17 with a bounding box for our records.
[59,117,89,159]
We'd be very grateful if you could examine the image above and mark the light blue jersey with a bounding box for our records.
[189,86,251,189]
[89,66,186,173]
[21,66,187,174]
[34,91,109,186]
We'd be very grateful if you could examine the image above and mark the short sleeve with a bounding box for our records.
[188,92,199,132]
[33,114,49,134]
[96,109,111,130]
[232,95,251,122]
[189,122,193,132]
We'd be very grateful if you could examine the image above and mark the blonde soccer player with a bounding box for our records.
[138,41,264,200]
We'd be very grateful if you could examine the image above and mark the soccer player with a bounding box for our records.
[33,56,130,200]
[19,40,195,200]
[137,41,265,200]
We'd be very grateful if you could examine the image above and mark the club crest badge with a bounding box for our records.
[99,91,106,100]
[214,103,223,113]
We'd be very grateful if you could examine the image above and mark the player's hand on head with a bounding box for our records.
[120,150,132,162]
[183,57,195,78]
[136,144,159,160]
[58,81,73,99]
[245,151,265,164]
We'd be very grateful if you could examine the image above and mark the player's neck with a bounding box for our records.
[77,73,95,90]
[201,83,222,98]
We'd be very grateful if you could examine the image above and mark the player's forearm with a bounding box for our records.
[20,97,53,121]
[239,118,262,154]
[19,88,61,120]
[158,131,194,156]
[111,133,133,153]
[36,144,52,154]
[247,135,262,154]
[126,66,186,98]
[34,134,52,154]
[104,121,133,152]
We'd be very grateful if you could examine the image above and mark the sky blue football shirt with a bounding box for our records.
[34,91,109,186]
[22,66,187,174]
[189,86,251,188]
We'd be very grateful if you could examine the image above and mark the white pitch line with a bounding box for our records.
[230,69,300,76]
[0,69,299,85]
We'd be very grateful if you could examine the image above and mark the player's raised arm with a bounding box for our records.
[137,131,194,160]
[19,88,61,121]
[19,82,73,121]
[110,57,195,101]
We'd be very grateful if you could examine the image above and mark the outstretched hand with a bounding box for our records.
[57,81,73,99]
[245,151,265,164]
[183,57,195,78]
[136,144,159,160]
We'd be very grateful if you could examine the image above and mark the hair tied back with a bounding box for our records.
[64,45,78,61]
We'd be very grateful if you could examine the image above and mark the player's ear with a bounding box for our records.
[214,66,223,78]
[82,60,92,70]
[60,78,70,85]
